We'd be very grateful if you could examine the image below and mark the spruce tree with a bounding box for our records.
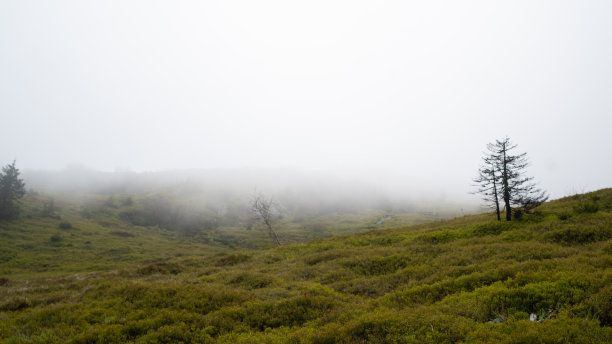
[475,138,547,221]
[473,143,502,221]
[0,161,26,220]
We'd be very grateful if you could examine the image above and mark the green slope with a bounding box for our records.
[1,189,612,343]
[0,192,439,277]
[0,193,226,277]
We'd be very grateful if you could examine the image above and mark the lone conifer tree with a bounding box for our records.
[475,138,547,221]
[473,143,502,221]
[0,161,26,220]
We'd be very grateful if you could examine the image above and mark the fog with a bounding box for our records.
[22,167,471,216]
[1,1,611,203]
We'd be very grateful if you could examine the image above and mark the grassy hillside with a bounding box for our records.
[0,192,438,277]
[1,189,612,343]
[0,193,222,277]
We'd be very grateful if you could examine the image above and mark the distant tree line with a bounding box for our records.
[474,137,548,221]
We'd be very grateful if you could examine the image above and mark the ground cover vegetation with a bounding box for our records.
[1,188,611,343]
[0,189,437,277]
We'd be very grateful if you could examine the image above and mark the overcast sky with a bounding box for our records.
[1,1,610,199]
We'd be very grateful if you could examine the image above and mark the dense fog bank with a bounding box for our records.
[22,167,478,217]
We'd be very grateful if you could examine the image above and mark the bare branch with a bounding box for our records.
[249,191,281,246]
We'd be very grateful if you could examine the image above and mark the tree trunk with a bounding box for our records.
[502,146,511,221]
[264,219,281,246]
[493,178,501,221]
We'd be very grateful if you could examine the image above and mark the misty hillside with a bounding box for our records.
[3,2,611,343]
[0,189,440,277]
[1,189,611,343]
[21,167,474,215]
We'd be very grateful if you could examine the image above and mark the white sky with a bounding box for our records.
[1,0,611,199]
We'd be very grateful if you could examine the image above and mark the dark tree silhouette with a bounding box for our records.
[473,143,502,221]
[475,138,548,221]
[0,161,26,220]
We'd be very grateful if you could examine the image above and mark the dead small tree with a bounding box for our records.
[250,192,281,246]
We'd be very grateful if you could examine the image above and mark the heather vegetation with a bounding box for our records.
[1,188,611,343]
[0,190,438,277]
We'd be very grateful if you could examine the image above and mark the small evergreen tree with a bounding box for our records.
[475,138,547,221]
[473,143,502,221]
[495,137,548,220]
[0,161,26,220]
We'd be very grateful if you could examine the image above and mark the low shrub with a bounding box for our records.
[229,272,274,289]
[58,221,73,229]
[344,255,408,276]
[557,212,572,221]
[304,251,347,265]
[118,209,148,226]
[575,284,612,326]
[445,276,592,322]
[472,222,513,237]
[344,311,414,344]
[415,230,460,243]
[238,295,338,330]
[121,196,134,207]
[137,262,182,276]
[215,254,251,266]
[547,226,612,245]
[110,231,136,238]
[574,202,599,214]
[1,296,32,311]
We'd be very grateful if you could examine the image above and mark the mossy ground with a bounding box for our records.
[1,189,611,343]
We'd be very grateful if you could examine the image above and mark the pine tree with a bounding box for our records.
[0,161,26,220]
